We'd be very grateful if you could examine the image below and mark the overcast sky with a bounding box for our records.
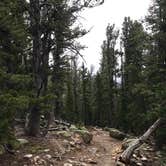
[79,0,152,71]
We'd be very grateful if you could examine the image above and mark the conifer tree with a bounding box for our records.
[100,24,119,126]
[146,0,166,145]
[0,0,28,142]
[121,17,148,133]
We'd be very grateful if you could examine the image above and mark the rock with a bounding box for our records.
[136,163,143,166]
[63,140,70,148]
[88,148,98,154]
[70,141,75,147]
[69,125,78,131]
[87,158,97,164]
[108,128,126,140]
[45,154,52,159]
[24,154,33,159]
[57,131,72,138]
[104,127,110,131]
[34,155,40,163]
[80,163,88,166]
[64,164,72,166]
[17,138,29,146]
[75,130,93,144]
[34,155,46,165]
[79,126,87,131]
[43,149,50,152]
[82,132,93,144]
[133,154,137,158]
[141,156,148,162]
[122,138,137,149]
[116,161,126,166]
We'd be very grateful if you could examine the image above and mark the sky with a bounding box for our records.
[79,0,152,71]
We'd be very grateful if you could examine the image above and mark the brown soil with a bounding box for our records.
[59,128,122,166]
[0,128,122,166]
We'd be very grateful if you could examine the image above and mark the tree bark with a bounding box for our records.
[118,118,162,164]
[25,106,40,136]
[25,0,42,136]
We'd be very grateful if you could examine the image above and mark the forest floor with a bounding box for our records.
[0,127,165,166]
[0,127,122,166]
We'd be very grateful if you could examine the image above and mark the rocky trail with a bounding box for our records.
[61,128,122,166]
[92,129,122,165]
[0,125,165,166]
[0,127,122,166]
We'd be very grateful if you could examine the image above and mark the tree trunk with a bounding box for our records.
[25,0,41,136]
[25,106,40,136]
[118,118,162,164]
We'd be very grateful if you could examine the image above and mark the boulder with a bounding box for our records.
[69,125,78,132]
[57,131,72,138]
[108,128,126,140]
[78,126,87,131]
[75,130,93,144]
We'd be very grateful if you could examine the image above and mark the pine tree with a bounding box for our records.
[0,0,29,143]
[121,17,148,133]
[99,24,119,126]
[146,0,166,146]
[80,63,92,125]
[92,72,104,126]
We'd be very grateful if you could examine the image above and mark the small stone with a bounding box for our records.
[45,154,52,159]
[136,163,143,166]
[43,149,50,152]
[87,158,97,164]
[34,155,40,163]
[24,154,33,159]
[88,148,98,154]
[133,154,137,158]
[64,163,73,166]
[95,154,100,157]
[141,156,148,161]
[80,163,88,166]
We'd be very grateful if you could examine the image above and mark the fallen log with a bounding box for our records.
[118,118,162,164]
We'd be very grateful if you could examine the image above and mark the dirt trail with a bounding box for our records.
[60,128,122,166]
[92,129,122,166]
[0,128,123,166]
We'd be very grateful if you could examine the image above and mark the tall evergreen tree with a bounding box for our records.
[145,0,166,145]
[100,24,119,126]
[121,17,148,133]
[0,0,29,142]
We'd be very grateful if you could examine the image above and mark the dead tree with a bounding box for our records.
[118,118,162,164]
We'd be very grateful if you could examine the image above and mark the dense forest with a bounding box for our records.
[0,0,165,165]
